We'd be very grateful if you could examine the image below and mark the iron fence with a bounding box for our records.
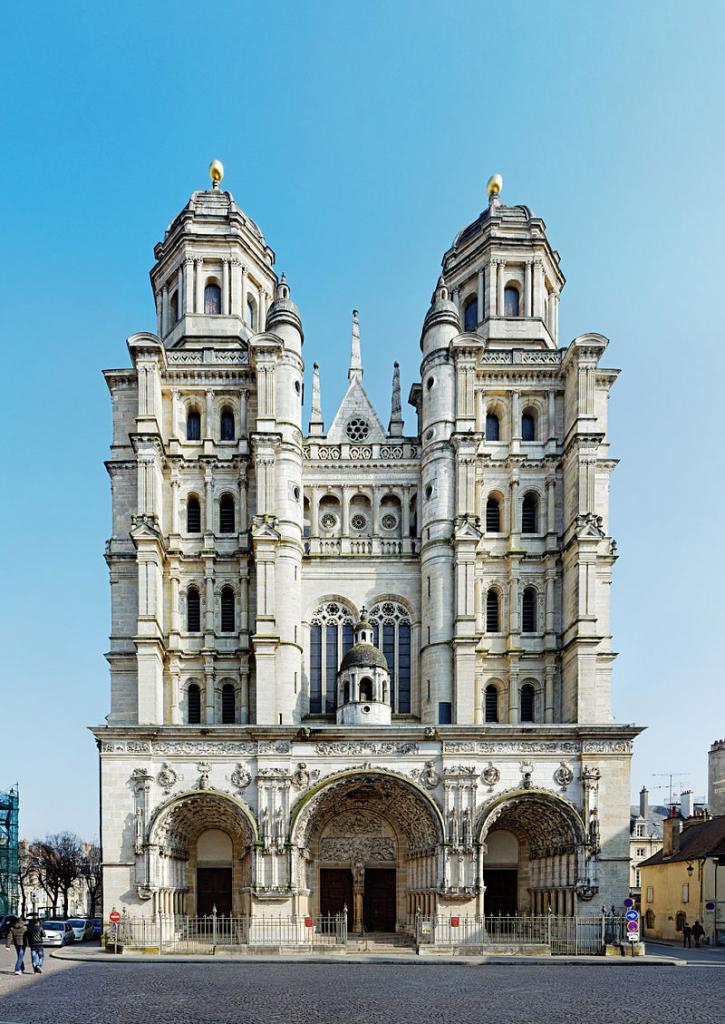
[114,912,347,954]
[413,912,629,955]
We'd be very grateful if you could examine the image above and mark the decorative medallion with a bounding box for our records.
[196,762,211,790]
[481,762,500,790]
[157,762,179,794]
[411,761,440,790]
[553,762,574,791]
[350,513,368,531]
[290,762,320,790]
[230,763,252,792]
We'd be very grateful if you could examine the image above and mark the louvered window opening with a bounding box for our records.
[220,408,235,441]
[187,411,201,441]
[187,588,201,632]
[187,684,201,724]
[522,413,536,442]
[522,494,538,534]
[485,684,498,723]
[522,587,537,633]
[486,497,500,532]
[486,589,500,632]
[220,495,235,533]
[485,413,500,441]
[221,684,236,724]
[520,684,535,722]
[187,497,201,534]
[221,587,235,633]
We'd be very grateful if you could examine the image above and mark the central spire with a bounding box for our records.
[348,309,363,381]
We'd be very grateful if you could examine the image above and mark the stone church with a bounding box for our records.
[93,164,640,934]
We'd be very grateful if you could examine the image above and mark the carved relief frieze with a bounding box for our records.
[319,837,396,863]
[314,742,418,756]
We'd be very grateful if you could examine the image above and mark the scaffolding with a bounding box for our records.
[0,785,19,916]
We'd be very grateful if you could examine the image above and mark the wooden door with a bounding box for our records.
[196,867,232,916]
[364,868,396,932]
[320,868,353,926]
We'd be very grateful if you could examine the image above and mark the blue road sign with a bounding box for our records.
[625,909,639,921]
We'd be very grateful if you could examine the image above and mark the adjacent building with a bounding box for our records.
[91,166,641,933]
[629,786,664,906]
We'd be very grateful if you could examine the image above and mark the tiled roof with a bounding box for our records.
[639,815,725,867]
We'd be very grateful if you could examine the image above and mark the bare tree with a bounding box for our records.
[32,833,82,918]
[79,843,102,918]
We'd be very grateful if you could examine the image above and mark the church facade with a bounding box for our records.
[93,167,640,932]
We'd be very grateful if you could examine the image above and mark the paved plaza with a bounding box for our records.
[0,951,723,1024]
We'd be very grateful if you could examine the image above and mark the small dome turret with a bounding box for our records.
[336,608,391,725]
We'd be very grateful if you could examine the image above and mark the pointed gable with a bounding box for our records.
[327,378,387,443]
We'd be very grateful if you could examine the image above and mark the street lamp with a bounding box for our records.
[687,862,694,877]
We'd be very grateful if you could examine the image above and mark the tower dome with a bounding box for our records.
[336,610,391,725]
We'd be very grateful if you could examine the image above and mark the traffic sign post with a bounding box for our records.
[109,909,121,954]
[625,909,640,944]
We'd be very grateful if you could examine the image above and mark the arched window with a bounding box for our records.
[186,586,201,632]
[486,588,500,633]
[520,683,535,722]
[368,601,412,714]
[463,296,478,332]
[219,494,235,534]
[504,285,520,317]
[359,677,373,702]
[645,910,655,930]
[220,406,235,441]
[486,495,501,533]
[220,586,235,633]
[309,603,355,714]
[522,492,539,534]
[246,296,256,329]
[187,683,201,724]
[522,587,537,633]
[221,683,236,724]
[187,496,201,534]
[485,684,499,723]
[204,282,222,315]
[186,409,201,441]
[486,412,500,442]
[169,290,179,325]
[521,411,536,442]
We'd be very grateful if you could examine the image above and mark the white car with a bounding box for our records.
[66,918,93,942]
[42,921,75,946]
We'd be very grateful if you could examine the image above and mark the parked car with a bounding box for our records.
[90,918,102,939]
[42,921,75,946]
[0,915,17,940]
[67,918,93,942]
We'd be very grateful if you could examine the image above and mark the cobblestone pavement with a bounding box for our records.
[0,954,723,1024]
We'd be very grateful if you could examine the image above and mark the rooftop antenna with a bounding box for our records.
[651,772,690,808]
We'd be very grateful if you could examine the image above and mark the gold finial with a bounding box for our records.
[209,159,224,187]
[486,173,503,197]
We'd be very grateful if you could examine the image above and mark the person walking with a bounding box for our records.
[5,915,27,974]
[692,920,705,948]
[682,920,692,948]
[26,916,45,974]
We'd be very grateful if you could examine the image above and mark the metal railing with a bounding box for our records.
[413,912,629,955]
[115,911,347,954]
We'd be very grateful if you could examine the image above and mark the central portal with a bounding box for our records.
[363,868,396,932]
[320,868,353,926]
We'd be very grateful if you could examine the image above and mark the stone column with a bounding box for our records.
[204,659,215,724]
[171,669,181,725]
[195,257,204,313]
[240,267,247,322]
[310,487,320,538]
[552,292,559,341]
[230,258,241,316]
[155,291,162,336]
[547,390,556,442]
[184,258,194,314]
[544,663,555,724]
[546,475,556,535]
[177,262,184,315]
[524,259,533,317]
[533,258,544,318]
[477,269,484,323]
[487,260,497,318]
[161,286,169,336]
[170,575,180,634]
[509,664,519,723]
[497,260,506,316]
[511,390,521,441]
[401,485,411,540]
[170,476,179,535]
[205,571,214,634]
[341,487,350,536]
[545,569,556,634]
[222,257,230,315]
[204,467,214,533]
[205,390,214,441]
[509,473,519,543]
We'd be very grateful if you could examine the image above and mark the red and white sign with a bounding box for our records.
[109,911,121,924]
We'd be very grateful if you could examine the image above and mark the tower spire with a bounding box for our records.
[388,361,404,437]
[348,309,363,381]
[309,362,324,435]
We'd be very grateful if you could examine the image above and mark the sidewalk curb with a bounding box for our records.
[51,949,687,968]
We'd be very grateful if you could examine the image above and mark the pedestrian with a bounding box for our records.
[692,920,705,948]
[5,915,27,975]
[682,920,692,948]
[26,916,45,974]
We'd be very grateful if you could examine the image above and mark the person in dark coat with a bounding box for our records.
[692,920,705,947]
[5,916,27,974]
[26,917,45,973]
[682,920,692,948]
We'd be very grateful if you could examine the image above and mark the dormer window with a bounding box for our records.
[463,295,478,332]
[204,282,222,315]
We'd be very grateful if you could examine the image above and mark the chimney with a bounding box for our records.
[662,809,683,857]
[680,789,693,819]
[639,786,649,820]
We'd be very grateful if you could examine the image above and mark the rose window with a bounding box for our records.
[350,513,367,531]
[320,513,338,531]
[381,513,398,531]
[346,418,369,441]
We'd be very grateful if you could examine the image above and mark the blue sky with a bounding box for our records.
[1,1,723,838]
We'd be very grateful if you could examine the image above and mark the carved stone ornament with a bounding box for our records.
[411,761,440,790]
[481,762,500,790]
[519,761,535,788]
[290,762,320,790]
[197,762,211,790]
[582,765,601,785]
[130,768,152,792]
[576,883,599,901]
[157,763,179,794]
[230,764,252,791]
[553,762,574,791]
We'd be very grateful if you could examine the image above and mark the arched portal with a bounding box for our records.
[478,790,586,917]
[291,771,444,932]
[148,791,256,917]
